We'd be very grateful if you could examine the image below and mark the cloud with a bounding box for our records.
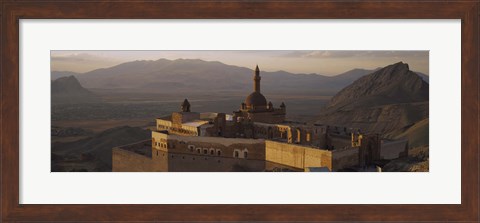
[51,53,119,63]
[282,50,428,59]
[51,52,125,73]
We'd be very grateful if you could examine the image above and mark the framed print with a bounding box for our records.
[1,1,478,222]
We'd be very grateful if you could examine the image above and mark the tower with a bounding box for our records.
[181,98,191,112]
[254,65,261,92]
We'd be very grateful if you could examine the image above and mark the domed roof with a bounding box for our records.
[245,91,267,107]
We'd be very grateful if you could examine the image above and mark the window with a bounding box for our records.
[204,149,208,154]
[217,150,221,156]
[210,150,214,155]
[197,148,201,153]
[243,151,248,159]
[234,151,239,158]
[156,151,158,156]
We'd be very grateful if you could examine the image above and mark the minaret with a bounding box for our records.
[254,65,261,92]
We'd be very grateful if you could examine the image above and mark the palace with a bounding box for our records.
[112,65,408,172]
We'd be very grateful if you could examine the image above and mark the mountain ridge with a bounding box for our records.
[51,59,428,95]
[316,62,429,136]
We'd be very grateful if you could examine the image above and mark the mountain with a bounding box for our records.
[52,126,150,171]
[51,71,81,80]
[316,62,429,136]
[51,76,101,104]
[52,59,426,95]
[393,118,429,148]
[416,72,429,83]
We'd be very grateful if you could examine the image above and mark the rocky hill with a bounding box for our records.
[51,76,101,104]
[51,71,80,80]
[316,62,429,136]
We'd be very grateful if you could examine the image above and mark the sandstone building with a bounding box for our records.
[113,65,408,172]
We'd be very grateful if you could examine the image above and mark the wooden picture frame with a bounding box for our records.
[1,1,478,222]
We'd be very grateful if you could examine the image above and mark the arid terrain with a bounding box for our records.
[51,59,429,172]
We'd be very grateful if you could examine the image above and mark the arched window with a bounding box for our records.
[217,150,221,156]
[243,151,248,159]
[234,151,239,158]
[203,149,208,154]
[197,148,201,153]
[210,150,214,155]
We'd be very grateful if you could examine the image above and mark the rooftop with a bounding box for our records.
[182,120,210,128]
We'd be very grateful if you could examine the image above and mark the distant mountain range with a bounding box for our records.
[51,59,428,95]
[316,62,429,141]
[51,76,101,104]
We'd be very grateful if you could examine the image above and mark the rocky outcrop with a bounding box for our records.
[317,62,429,136]
[51,76,101,104]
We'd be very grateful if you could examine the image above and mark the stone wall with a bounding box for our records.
[113,146,269,172]
[152,131,266,160]
[115,130,372,172]
[241,109,286,124]
[156,150,266,172]
[331,147,359,171]
[112,148,157,172]
[305,148,332,170]
[328,134,352,150]
[265,140,332,170]
[156,118,172,131]
[171,112,200,125]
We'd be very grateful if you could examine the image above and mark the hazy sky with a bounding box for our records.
[51,50,429,76]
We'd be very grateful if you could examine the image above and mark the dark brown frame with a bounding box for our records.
[1,1,478,222]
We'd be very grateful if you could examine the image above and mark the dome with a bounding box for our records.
[245,91,267,108]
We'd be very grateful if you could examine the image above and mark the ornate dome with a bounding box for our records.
[245,91,267,108]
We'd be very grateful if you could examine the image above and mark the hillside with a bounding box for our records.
[51,59,428,95]
[316,62,429,136]
[393,118,429,148]
[51,76,101,104]
[51,126,150,171]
